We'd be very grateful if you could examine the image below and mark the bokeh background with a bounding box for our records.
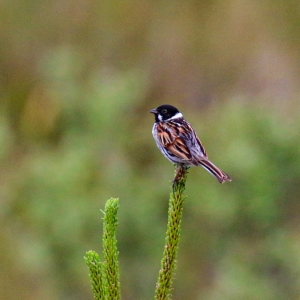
[1,1,300,299]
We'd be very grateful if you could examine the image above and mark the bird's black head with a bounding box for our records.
[150,104,181,122]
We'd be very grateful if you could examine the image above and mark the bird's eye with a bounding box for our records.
[161,109,167,114]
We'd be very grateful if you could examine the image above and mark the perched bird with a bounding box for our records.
[150,104,231,183]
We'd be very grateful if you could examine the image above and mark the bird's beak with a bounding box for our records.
[150,108,158,114]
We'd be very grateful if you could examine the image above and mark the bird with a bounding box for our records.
[150,104,231,183]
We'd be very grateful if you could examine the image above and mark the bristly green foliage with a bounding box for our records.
[85,174,189,300]
[84,251,106,300]
[102,198,121,300]
[85,198,120,300]
[155,167,188,300]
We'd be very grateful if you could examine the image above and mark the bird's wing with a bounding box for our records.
[157,123,193,162]
[194,135,207,157]
[165,137,192,161]
[157,120,208,164]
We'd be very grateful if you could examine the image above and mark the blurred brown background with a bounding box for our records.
[1,1,300,299]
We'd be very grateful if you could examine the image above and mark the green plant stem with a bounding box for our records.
[85,198,120,300]
[84,251,106,300]
[155,166,188,300]
[102,198,121,300]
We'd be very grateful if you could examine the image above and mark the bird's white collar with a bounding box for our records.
[158,112,183,122]
[169,112,183,120]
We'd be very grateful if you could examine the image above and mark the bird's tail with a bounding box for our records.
[199,158,231,183]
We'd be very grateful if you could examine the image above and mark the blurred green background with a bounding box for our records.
[1,1,300,299]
